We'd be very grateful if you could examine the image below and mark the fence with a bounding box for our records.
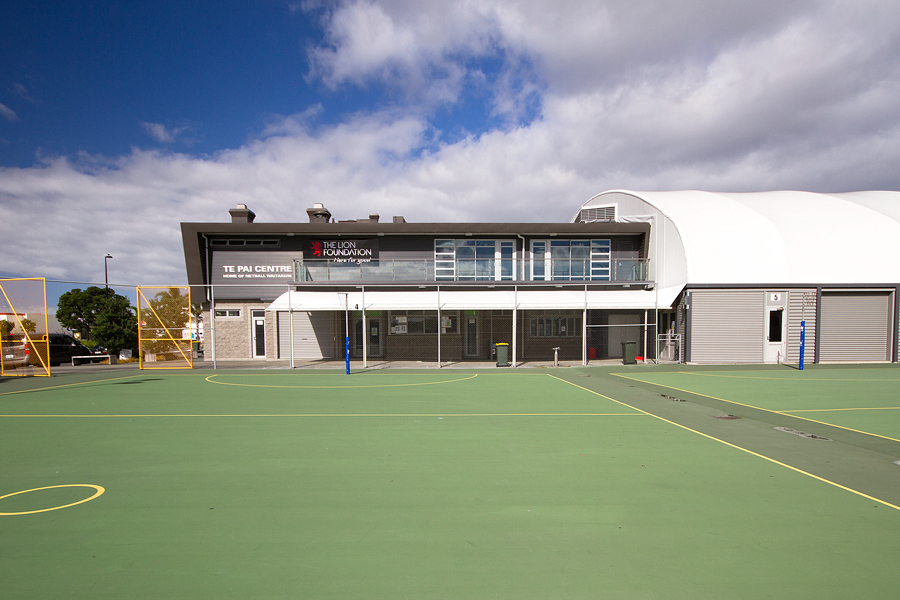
[25,279,675,370]
[297,257,651,283]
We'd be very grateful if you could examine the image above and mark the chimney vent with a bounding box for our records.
[368,214,380,223]
[229,204,256,223]
[306,204,332,223]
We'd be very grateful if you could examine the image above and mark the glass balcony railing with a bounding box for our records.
[296,258,650,283]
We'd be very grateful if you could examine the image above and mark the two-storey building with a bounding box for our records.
[182,202,666,365]
[182,190,900,365]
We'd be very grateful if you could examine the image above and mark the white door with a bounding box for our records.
[251,310,266,358]
[764,293,787,363]
[464,316,479,356]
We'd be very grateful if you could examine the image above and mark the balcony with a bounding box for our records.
[296,258,650,284]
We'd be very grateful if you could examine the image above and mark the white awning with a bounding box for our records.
[266,285,683,312]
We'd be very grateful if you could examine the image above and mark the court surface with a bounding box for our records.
[2,365,899,599]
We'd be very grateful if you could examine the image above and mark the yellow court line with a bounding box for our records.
[0,412,645,418]
[611,373,900,445]
[205,373,479,389]
[551,374,900,512]
[0,374,147,396]
[675,371,900,382]
[0,484,104,516]
[785,406,900,413]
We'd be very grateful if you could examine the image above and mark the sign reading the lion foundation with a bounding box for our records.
[303,239,378,263]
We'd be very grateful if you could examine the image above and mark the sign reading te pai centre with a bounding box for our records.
[303,239,378,263]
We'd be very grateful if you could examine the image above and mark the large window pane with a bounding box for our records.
[457,260,476,279]
[476,259,494,279]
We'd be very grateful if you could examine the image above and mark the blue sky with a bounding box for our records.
[3,1,358,163]
[2,0,900,295]
[1,0,525,166]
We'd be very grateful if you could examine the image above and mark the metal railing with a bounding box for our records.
[297,258,650,283]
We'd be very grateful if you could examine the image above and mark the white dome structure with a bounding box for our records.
[573,190,900,287]
[573,191,900,364]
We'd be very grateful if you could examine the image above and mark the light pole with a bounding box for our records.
[104,254,113,289]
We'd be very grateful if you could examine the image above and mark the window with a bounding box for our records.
[531,239,610,281]
[529,310,581,337]
[210,239,280,247]
[389,311,458,334]
[434,240,515,281]
[214,309,242,317]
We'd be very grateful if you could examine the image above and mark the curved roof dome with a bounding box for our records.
[574,190,900,285]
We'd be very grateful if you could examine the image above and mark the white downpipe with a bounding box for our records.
[437,285,442,367]
[517,234,526,280]
[643,309,648,363]
[361,286,367,369]
[512,285,518,367]
[654,215,660,364]
[210,283,217,370]
[288,285,295,369]
[343,293,350,366]
[583,284,588,366]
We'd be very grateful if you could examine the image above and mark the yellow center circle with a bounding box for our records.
[0,484,105,516]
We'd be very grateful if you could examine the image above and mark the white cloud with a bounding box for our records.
[0,103,18,122]
[2,0,900,287]
[12,83,36,104]
[308,0,499,108]
[141,122,190,144]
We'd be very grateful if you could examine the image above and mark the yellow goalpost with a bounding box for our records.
[0,278,51,377]
[137,286,193,370]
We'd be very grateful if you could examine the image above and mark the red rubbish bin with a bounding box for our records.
[588,347,598,360]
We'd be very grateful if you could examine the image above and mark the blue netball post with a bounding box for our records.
[799,320,805,370]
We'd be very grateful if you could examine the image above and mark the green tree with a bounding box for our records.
[92,296,138,355]
[19,318,37,334]
[56,287,117,338]
[0,320,14,337]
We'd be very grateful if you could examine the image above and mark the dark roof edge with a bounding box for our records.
[179,221,650,235]
[182,224,207,288]
[181,221,651,286]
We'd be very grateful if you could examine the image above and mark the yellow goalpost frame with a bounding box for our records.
[0,278,51,377]
[136,286,193,370]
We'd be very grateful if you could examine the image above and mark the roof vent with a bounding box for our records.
[580,205,616,222]
[306,204,332,223]
[229,204,256,223]
[392,216,407,224]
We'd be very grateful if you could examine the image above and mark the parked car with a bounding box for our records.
[1,333,93,369]
[1,335,32,369]
[46,334,93,366]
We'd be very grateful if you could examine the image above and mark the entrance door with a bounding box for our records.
[607,313,641,358]
[251,310,266,358]
[464,316,478,357]
[353,316,383,358]
[764,292,787,363]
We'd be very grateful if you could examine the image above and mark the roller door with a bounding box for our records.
[277,311,335,359]
[689,290,764,363]
[819,291,893,362]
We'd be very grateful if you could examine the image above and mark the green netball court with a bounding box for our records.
[2,364,899,599]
